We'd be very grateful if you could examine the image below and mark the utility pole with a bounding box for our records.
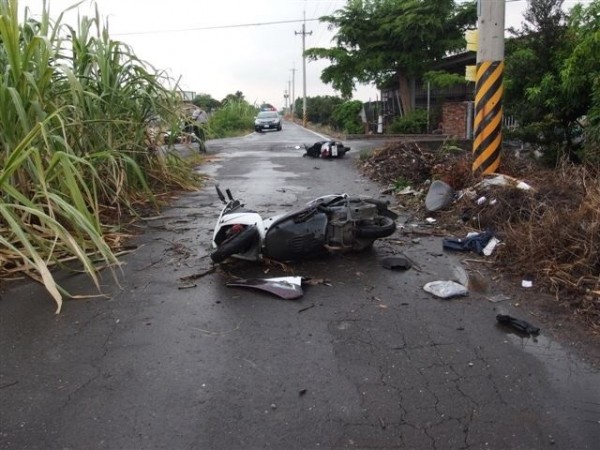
[284,88,289,114]
[472,0,505,174]
[288,79,292,116]
[290,67,296,121]
[295,11,312,127]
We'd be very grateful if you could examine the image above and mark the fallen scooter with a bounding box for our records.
[299,140,350,159]
[211,185,397,263]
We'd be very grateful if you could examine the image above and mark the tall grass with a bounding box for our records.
[208,99,257,137]
[0,0,199,312]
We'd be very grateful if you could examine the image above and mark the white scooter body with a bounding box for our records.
[212,198,288,261]
[211,186,397,263]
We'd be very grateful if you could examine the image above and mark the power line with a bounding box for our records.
[113,17,321,36]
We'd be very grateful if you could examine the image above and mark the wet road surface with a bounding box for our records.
[1,120,599,449]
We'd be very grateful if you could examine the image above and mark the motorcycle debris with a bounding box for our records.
[303,278,332,286]
[486,294,510,303]
[380,256,412,271]
[298,303,316,313]
[425,180,454,211]
[226,276,303,300]
[496,314,540,335]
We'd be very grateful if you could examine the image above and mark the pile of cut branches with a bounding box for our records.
[360,141,475,190]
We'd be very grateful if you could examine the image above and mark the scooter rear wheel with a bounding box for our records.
[211,225,259,263]
[356,216,396,238]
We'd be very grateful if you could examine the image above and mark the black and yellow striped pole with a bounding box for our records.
[472,0,505,174]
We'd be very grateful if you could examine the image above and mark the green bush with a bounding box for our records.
[293,95,345,125]
[208,99,256,137]
[331,100,363,134]
[388,109,428,134]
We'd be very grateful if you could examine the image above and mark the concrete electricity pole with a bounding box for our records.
[290,67,296,121]
[288,80,292,116]
[472,0,505,174]
[295,12,312,127]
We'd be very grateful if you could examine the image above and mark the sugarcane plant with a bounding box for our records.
[0,0,200,312]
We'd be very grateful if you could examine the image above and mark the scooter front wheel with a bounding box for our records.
[211,225,259,263]
[356,216,396,238]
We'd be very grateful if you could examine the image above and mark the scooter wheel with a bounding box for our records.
[211,225,259,263]
[356,216,396,238]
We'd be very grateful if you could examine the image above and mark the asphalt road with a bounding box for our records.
[1,120,599,449]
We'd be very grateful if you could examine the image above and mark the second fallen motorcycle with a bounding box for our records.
[299,140,350,159]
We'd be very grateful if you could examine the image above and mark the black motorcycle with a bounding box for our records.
[301,140,350,159]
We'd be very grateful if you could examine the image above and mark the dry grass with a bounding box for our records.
[359,142,600,331]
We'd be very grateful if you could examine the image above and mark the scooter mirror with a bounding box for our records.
[215,184,226,203]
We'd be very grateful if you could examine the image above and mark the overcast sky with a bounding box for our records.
[16,1,585,109]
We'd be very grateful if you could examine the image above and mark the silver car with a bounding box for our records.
[254,111,282,132]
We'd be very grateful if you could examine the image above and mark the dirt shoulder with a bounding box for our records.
[358,138,600,365]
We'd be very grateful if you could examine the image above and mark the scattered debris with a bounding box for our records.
[425,180,454,211]
[226,276,303,300]
[359,142,600,328]
[482,237,500,256]
[397,186,420,196]
[179,266,217,282]
[303,278,332,286]
[487,294,511,303]
[451,265,469,287]
[298,303,316,313]
[475,174,534,191]
[380,256,412,271]
[443,231,494,255]
[423,280,469,299]
[521,279,533,288]
[0,381,19,390]
[496,314,540,335]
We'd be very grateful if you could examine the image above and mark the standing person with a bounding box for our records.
[191,109,208,152]
[181,110,195,145]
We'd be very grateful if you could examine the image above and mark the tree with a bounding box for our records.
[562,0,600,162]
[331,100,364,134]
[305,0,476,114]
[293,95,344,125]
[505,0,600,163]
[221,91,245,105]
[192,93,220,111]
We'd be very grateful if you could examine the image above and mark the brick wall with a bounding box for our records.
[442,102,469,139]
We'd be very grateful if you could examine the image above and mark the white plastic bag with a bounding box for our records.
[423,280,469,299]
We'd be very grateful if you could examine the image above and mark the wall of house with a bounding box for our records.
[442,102,470,139]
